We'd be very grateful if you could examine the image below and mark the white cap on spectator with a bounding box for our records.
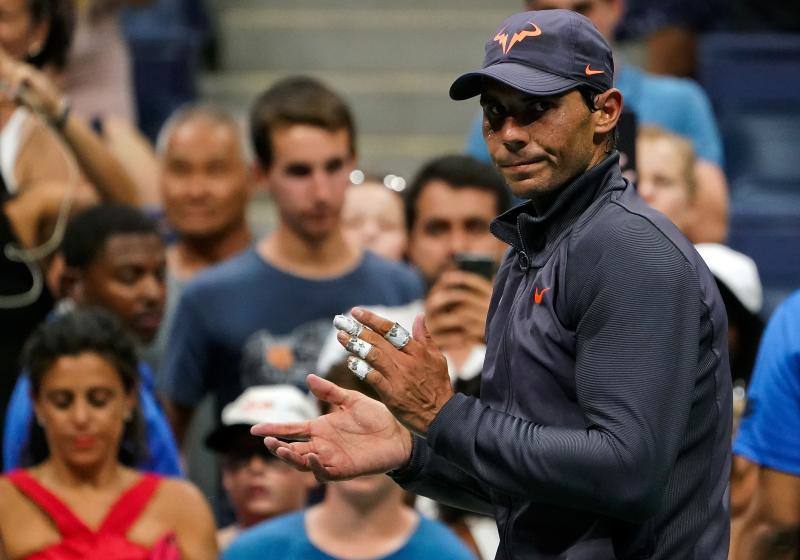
[696,243,763,315]
[222,385,318,426]
[206,385,317,452]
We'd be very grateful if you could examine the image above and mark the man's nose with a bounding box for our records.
[309,169,334,203]
[139,274,165,305]
[448,229,469,256]
[185,175,208,198]
[498,116,528,154]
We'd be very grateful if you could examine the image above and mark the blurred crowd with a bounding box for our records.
[0,0,797,559]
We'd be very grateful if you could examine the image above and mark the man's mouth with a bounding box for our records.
[134,311,162,331]
[499,156,547,171]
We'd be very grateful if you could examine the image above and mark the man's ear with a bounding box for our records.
[593,88,624,136]
[60,266,84,302]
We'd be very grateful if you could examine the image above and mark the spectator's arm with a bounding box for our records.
[684,160,728,244]
[1,51,139,205]
[733,468,800,560]
[731,294,800,558]
[676,79,728,244]
[50,111,141,206]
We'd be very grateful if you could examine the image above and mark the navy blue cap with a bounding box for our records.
[450,9,614,100]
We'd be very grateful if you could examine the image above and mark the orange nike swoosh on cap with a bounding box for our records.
[585,64,605,76]
[534,287,550,305]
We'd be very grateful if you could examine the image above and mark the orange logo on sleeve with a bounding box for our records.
[494,21,542,55]
[534,287,550,305]
[584,64,605,76]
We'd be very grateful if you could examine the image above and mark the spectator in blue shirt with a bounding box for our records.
[3,205,181,475]
[466,0,729,244]
[731,290,800,559]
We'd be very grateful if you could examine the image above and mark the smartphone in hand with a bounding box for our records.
[454,253,496,280]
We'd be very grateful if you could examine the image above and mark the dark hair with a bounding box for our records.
[716,280,764,387]
[61,204,159,269]
[249,76,356,168]
[26,0,75,70]
[404,154,513,230]
[21,308,147,467]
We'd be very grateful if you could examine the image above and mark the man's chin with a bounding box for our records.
[507,178,558,199]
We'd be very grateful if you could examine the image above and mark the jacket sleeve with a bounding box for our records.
[389,434,496,516]
[388,252,517,515]
[422,215,707,522]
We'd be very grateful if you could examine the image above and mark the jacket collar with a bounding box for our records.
[490,152,626,267]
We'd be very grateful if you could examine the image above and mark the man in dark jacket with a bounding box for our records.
[253,9,732,560]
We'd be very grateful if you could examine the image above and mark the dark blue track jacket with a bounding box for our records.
[392,153,732,559]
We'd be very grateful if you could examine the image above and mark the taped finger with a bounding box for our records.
[346,356,373,381]
[345,336,373,360]
[384,322,411,349]
[333,314,364,337]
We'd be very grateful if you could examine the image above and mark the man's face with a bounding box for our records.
[262,125,354,243]
[636,136,693,231]
[525,0,622,40]
[407,181,506,285]
[161,118,252,241]
[77,233,166,344]
[481,83,598,198]
[222,451,314,525]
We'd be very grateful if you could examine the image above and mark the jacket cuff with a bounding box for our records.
[388,434,430,484]
[427,392,483,463]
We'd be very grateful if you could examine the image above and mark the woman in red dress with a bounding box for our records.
[0,309,217,559]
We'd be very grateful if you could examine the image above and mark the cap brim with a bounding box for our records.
[450,62,579,100]
[205,424,254,453]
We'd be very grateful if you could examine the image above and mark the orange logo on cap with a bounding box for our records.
[494,21,542,55]
[585,64,605,76]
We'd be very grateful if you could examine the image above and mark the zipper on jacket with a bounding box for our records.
[516,219,530,272]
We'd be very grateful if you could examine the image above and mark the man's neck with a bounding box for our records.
[306,490,418,558]
[169,224,252,281]
[257,223,361,279]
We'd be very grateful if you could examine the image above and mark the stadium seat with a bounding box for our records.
[727,186,800,315]
[698,33,800,112]
[720,111,800,185]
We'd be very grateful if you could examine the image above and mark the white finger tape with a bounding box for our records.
[346,356,372,381]
[333,314,364,337]
[345,336,373,360]
[384,322,411,349]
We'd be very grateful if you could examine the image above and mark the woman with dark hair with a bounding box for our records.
[0,309,217,559]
